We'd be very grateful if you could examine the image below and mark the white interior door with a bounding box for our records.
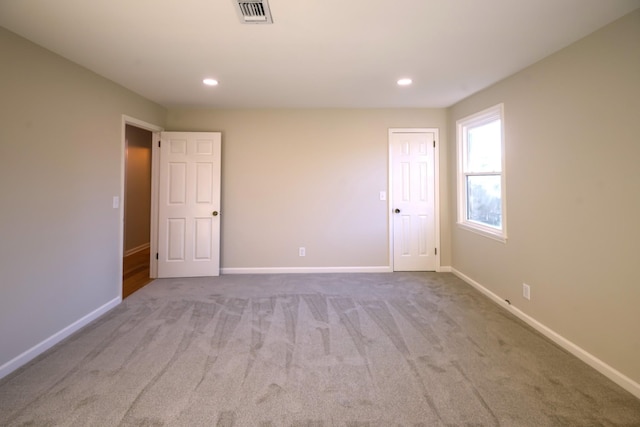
[157,132,221,278]
[390,130,437,271]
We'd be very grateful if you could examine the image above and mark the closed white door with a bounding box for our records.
[390,131,436,271]
[157,132,221,278]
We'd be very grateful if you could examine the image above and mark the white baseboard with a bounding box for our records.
[0,297,121,380]
[123,243,150,257]
[451,268,640,400]
[221,266,393,275]
[437,265,452,273]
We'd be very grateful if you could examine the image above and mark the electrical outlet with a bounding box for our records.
[523,283,531,300]
[299,247,306,257]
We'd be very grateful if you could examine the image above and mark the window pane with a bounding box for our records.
[467,175,501,228]
[467,120,501,172]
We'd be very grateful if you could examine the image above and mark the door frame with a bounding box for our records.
[388,128,441,271]
[120,115,164,297]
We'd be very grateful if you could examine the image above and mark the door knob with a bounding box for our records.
[212,211,219,216]
[394,208,401,214]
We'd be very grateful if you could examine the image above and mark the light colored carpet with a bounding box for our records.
[1,272,639,426]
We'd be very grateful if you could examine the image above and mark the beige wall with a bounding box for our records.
[166,109,449,270]
[0,27,166,368]
[448,10,640,385]
[124,125,152,253]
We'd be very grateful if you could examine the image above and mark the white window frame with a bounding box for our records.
[456,103,507,242]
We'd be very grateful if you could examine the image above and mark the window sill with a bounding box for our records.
[457,222,507,243]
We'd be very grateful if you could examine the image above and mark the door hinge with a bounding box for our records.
[156,253,159,260]
[158,140,161,148]
[435,248,438,255]
[433,140,436,148]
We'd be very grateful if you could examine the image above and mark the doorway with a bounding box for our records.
[123,124,153,297]
[388,128,440,271]
[120,116,163,298]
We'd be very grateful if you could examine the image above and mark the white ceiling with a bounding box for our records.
[1,0,638,108]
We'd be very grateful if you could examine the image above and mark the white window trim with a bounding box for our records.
[456,103,507,243]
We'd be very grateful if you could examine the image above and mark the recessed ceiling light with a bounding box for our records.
[203,78,219,86]
[397,78,412,86]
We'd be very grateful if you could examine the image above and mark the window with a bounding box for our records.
[456,103,506,241]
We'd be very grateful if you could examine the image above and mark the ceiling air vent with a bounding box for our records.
[235,0,273,24]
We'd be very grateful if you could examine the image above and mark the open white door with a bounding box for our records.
[157,132,221,278]
[390,130,437,271]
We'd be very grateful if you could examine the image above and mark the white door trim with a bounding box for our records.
[120,116,163,296]
[150,131,161,279]
[388,128,441,271]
